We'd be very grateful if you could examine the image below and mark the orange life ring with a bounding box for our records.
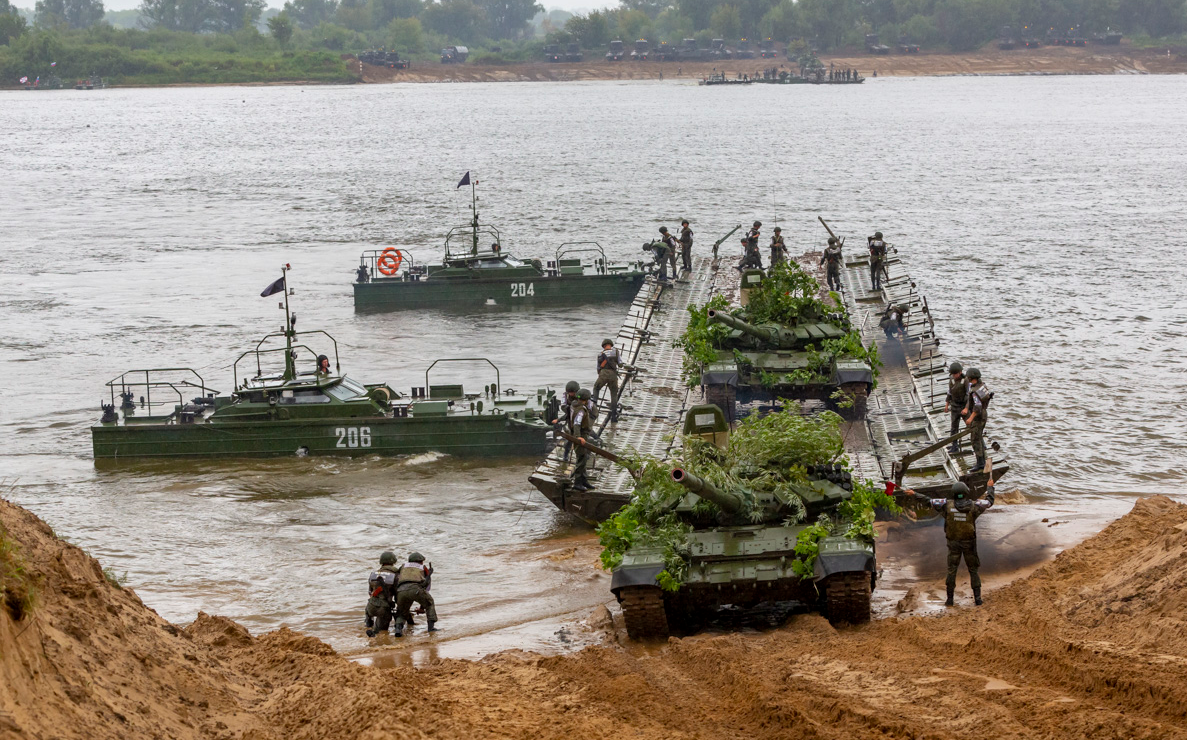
[377,248,403,276]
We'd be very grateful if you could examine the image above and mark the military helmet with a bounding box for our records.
[966,367,982,380]
[658,226,668,234]
[773,226,782,232]
[578,388,592,401]
[828,237,837,245]
[564,380,580,393]
[951,482,970,499]
[753,220,762,227]
[949,361,963,375]
[681,219,689,226]
[602,338,614,348]
[379,551,397,565]
[408,551,425,563]
[874,231,883,239]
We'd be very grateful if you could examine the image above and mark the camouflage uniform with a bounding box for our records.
[393,561,437,635]
[679,225,694,271]
[593,346,624,420]
[964,381,992,467]
[946,373,968,438]
[917,485,995,604]
[365,563,399,633]
[769,233,787,266]
[820,243,843,291]
[568,397,594,490]
[867,238,887,291]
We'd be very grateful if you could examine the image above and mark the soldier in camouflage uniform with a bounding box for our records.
[679,220,694,271]
[593,338,632,422]
[820,237,843,291]
[906,479,996,606]
[769,226,787,267]
[364,551,400,637]
[961,367,993,470]
[944,362,968,454]
[867,231,887,291]
[568,388,595,491]
[393,552,437,637]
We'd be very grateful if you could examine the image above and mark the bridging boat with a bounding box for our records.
[92,266,555,460]
[352,175,648,312]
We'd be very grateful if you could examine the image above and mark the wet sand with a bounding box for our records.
[356,45,1187,84]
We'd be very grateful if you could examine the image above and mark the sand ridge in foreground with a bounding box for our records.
[2,493,1187,739]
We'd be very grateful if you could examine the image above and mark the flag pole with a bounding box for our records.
[282,265,294,381]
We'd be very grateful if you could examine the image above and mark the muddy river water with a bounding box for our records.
[1,76,1184,661]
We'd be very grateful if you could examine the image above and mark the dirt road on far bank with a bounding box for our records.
[4,493,1187,739]
[354,44,1185,84]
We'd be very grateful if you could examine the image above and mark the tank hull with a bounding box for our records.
[92,414,547,459]
[354,273,646,311]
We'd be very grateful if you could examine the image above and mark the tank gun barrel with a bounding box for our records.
[670,468,745,513]
[707,309,797,347]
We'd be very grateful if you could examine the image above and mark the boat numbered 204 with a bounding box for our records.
[510,283,535,297]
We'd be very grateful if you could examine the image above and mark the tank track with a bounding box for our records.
[825,571,872,625]
[835,383,869,421]
[620,586,670,640]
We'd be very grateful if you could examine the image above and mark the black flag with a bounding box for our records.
[456,171,470,189]
[260,276,286,297]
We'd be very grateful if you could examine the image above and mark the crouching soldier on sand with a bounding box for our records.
[904,479,995,607]
[364,551,399,637]
[393,552,438,637]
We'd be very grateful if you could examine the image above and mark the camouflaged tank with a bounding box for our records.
[699,308,874,422]
[611,465,876,640]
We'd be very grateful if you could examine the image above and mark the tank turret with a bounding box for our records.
[670,468,746,513]
[707,309,799,348]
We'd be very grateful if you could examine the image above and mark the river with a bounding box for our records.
[1,75,1184,658]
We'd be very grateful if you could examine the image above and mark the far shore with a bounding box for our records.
[4,44,1183,90]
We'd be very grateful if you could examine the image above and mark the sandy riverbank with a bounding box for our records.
[4,491,1187,739]
[354,44,1186,84]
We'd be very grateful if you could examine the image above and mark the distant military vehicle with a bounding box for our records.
[710,38,732,59]
[612,465,877,639]
[440,46,468,64]
[1091,29,1123,44]
[733,39,756,59]
[359,49,409,69]
[865,34,890,54]
[630,39,651,60]
[998,26,1018,49]
[543,43,563,62]
[897,35,920,53]
[1018,25,1042,47]
[678,38,709,61]
[565,42,583,62]
[758,38,779,58]
[605,39,625,60]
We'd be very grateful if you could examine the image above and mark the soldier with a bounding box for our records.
[316,354,331,375]
[905,479,996,606]
[552,380,581,461]
[654,227,676,281]
[867,231,887,291]
[569,388,595,491]
[392,551,437,637]
[679,219,694,271]
[737,221,763,270]
[593,339,632,422]
[769,226,787,266]
[961,368,993,470]
[658,226,678,276]
[944,362,968,454]
[820,237,843,291]
[364,551,399,637]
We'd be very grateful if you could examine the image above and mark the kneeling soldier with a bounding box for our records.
[393,552,438,637]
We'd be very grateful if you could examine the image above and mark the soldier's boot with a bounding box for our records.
[365,628,376,637]
[974,457,986,471]
[973,589,983,606]
[947,444,960,455]
[945,588,955,607]
[427,620,438,633]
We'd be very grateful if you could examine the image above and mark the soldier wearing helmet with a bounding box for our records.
[653,227,677,281]
[594,338,632,423]
[867,230,887,291]
[944,362,968,453]
[552,380,582,461]
[679,220,694,271]
[819,236,844,292]
[737,221,763,271]
[904,478,996,606]
[364,550,400,637]
[392,551,437,637]
[316,354,331,375]
[568,388,595,491]
[769,226,787,267]
[961,367,993,470]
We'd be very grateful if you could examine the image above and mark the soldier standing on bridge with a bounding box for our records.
[867,231,887,291]
[679,219,694,271]
[657,226,679,280]
[944,362,968,454]
[820,237,843,291]
[961,368,993,471]
[568,388,595,491]
[769,226,787,267]
[593,338,632,422]
[904,479,996,607]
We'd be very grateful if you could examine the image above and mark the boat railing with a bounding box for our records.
[421,358,501,400]
[104,368,214,415]
[444,224,503,260]
[233,330,340,388]
[554,241,609,275]
[359,249,417,280]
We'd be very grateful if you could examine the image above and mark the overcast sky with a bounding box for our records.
[99,0,604,13]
